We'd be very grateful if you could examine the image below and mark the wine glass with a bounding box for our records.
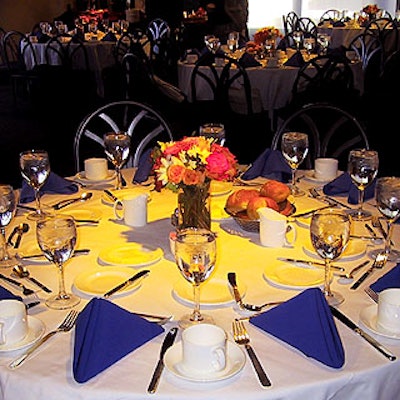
[303,37,315,58]
[374,177,400,262]
[174,228,217,329]
[281,132,309,197]
[0,185,18,268]
[103,132,131,190]
[36,214,80,310]
[317,33,330,55]
[347,148,379,221]
[204,35,221,54]
[19,149,51,221]
[310,208,351,306]
[227,31,239,56]
[293,30,303,51]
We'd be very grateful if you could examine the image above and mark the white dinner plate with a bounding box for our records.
[263,262,325,289]
[60,209,102,221]
[101,188,152,206]
[73,267,143,296]
[360,305,400,340]
[164,341,245,382]
[303,239,366,261]
[98,243,163,267]
[303,170,343,184]
[75,170,116,184]
[210,181,233,196]
[0,316,45,353]
[173,278,246,307]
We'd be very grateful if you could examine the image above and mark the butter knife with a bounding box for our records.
[277,257,345,272]
[329,306,396,361]
[104,189,118,202]
[20,248,90,259]
[290,205,334,218]
[147,327,178,394]
[103,269,150,298]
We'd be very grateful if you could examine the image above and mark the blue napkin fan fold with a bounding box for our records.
[238,52,261,68]
[19,172,79,203]
[101,31,117,42]
[73,297,163,383]
[284,51,306,67]
[370,264,400,293]
[250,288,345,368]
[241,148,292,182]
[0,286,22,302]
[132,148,153,184]
[323,172,375,204]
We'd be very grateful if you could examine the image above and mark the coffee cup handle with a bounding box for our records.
[284,223,297,247]
[113,200,124,220]
[212,346,226,371]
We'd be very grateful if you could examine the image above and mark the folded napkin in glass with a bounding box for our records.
[73,297,163,383]
[238,52,261,68]
[323,172,375,204]
[370,264,400,293]
[284,51,306,67]
[132,148,153,184]
[19,172,79,203]
[250,288,345,368]
[241,148,291,182]
[0,285,22,301]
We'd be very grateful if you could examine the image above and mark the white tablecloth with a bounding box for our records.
[0,169,399,399]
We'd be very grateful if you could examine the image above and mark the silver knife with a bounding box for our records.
[147,327,178,394]
[290,205,334,218]
[329,306,396,361]
[20,248,90,259]
[104,189,118,202]
[103,269,150,298]
[277,257,345,272]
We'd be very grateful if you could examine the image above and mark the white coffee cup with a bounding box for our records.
[84,158,108,181]
[258,207,297,248]
[377,288,400,334]
[181,324,227,374]
[0,300,28,346]
[314,158,338,181]
[114,193,148,227]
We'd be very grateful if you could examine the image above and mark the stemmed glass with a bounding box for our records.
[204,35,221,54]
[347,148,379,221]
[293,30,303,51]
[19,149,51,221]
[174,228,217,329]
[303,37,315,58]
[317,33,330,55]
[373,177,400,262]
[281,132,309,197]
[36,214,80,310]
[104,132,131,190]
[310,208,351,306]
[227,31,239,56]
[0,185,18,268]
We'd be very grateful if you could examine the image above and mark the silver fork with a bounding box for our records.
[232,319,272,387]
[350,253,388,290]
[9,310,79,369]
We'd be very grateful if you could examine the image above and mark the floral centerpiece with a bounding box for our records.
[253,26,283,45]
[359,4,380,24]
[152,136,238,230]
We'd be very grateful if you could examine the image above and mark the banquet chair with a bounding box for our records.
[113,29,149,65]
[73,100,174,173]
[271,103,369,171]
[282,11,299,36]
[319,9,342,24]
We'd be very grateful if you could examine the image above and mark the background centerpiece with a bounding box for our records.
[152,136,238,230]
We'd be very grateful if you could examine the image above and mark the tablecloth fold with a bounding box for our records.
[73,297,163,383]
[250,288,345,368]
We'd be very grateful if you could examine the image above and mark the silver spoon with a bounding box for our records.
[14,223,29,249]
[338,260,370,283]
[12,265,52,293]
[52,192,93,210]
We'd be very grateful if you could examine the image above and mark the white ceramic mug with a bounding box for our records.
[377,288,400,334]
[84,157,108,181]
[114,193,148,227]
[0,300,28,346]
[181,324,227,374]
[258,207,297,248]
[314,158,338,181]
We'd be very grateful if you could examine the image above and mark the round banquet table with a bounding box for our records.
[0,168,399,399]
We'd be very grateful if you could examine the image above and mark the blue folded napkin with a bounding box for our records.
[101,31,117,42]
[284,51,306,67]
[132,148,153,184]
[238,52,261,68]
[333,21,345,27]
[35,32,51,43]
[0,286,22,301]
[73,297,163,383]
[241,148,292,182]
[370,264,400,293]
[322,172,376,204]
[19,172,79,203]
[250,288,345,368]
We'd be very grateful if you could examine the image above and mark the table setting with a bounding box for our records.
[1,135,400,399]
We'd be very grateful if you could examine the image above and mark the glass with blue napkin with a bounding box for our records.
[370,264,400,293]
[284,51,306,67]
[240,148,292,182]
[73,297,163,383]
[19,172,79,203]
[0,286,22,301]
[250,288,345,368]
[322,172,376,204]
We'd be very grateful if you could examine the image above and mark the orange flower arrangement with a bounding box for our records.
[253,27,283,45]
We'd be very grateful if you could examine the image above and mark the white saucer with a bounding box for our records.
[303,239,366,261]
[303,170,342,184]
[75,170,116,184]
[0,316,45,352]
[360,305,400,340]
[164,341,245,382]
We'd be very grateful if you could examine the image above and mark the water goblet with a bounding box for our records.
[0,185,18,268]
[293,30,303,51]
[204,35,221,54]
[310,208,351,306]
[347,148,379,221]
[36,214,80,310]
[19,149,51,221]
[303,37,315,58]
[199,122,225,146]
[174,228,217,329]
[281,132,309,197]
[317,33,330,55]
[104,132,131,190]
[227,31,239,56]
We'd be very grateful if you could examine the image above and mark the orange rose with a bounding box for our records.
[183,169,205,185]
[167,165,185,184]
